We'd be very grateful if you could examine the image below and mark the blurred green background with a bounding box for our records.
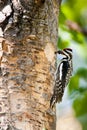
[58,0,87,129]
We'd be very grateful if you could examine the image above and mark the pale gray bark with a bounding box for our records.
[0,0,60,129]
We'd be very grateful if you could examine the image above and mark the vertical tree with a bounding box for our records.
[0,0,61,129]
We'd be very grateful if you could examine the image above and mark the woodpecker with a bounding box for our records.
[50,48,73,108]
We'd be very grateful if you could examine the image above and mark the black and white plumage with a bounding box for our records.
[50,48,73,108]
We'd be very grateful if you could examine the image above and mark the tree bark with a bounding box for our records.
[0,0,60,130]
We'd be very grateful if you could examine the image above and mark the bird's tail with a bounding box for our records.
[50,95,56,109]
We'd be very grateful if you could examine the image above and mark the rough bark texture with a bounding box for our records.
[0,0,60,130]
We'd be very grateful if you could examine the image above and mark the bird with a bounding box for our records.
[50,48,73,108]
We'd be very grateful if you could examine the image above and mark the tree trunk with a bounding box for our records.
[0,0,60,130]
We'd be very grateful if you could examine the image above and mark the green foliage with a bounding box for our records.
[59,0,87,46]
[71,31,85,44]
[58,36,69,49]
[77,68,87,80]
[68,68,87,129]
[59,0,87,129]
[62,0,87,26]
